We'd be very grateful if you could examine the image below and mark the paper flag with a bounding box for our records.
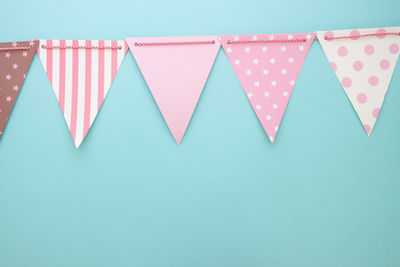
[0,40,37,139]
[317,27,400,135]
[126,36,220,144]
[220,33,315,142]
[37,40,127,148]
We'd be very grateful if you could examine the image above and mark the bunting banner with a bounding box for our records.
[37,40,127,148]
[317,27,400,135]
[220,33,315,142]
[0,26,399,147]
[0,40,37,138]
[126,36,220,144]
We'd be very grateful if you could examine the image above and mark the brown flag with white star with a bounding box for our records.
[0,40,37,138]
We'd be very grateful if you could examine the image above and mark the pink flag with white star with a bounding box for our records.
[317,27,400,135]
[0,40,37,139]
[126,36,220,144]
[220,33,315,143]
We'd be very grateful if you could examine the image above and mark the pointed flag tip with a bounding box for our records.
[74,137,84,149]
[74,142,81,149]
[366,129,372,136]
[173,135,183,145]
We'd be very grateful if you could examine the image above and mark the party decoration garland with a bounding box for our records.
[0,26,398,147]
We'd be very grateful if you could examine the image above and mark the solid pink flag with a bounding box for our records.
[126,36,220,144]
[220,33,315,142]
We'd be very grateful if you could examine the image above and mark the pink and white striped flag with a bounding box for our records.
[37,40,127,148]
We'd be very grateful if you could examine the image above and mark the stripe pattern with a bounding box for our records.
[37,40,127,148]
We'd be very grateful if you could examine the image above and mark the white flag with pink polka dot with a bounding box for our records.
[317,27,400,135]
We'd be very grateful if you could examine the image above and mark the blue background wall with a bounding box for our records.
[1,0,400,266]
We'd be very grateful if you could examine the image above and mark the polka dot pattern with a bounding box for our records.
[372,108,380,118]
[324,31,334,41]
[357,93,367,104]
[331,62,337,72]
[389,44,399,54]
[221,33,316,142]
[338,46,348,57]
[364,45,374,55]
[353,60,363,71]
[380,59,390,69]
[317,26,400,135]
[342,77,352,87]
[368,76,379,86]
[376,28,387,39]
[364,124,371,135]
[350,30,360,40]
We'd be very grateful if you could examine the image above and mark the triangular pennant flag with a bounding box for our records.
[317,27,400,135]
[126,36,220,144]
[37,40,127,148]
[0,40,37,139]
[220,33,315,143]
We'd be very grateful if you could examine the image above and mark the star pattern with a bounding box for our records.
[220,33,315,142]
[0,41,37,138]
